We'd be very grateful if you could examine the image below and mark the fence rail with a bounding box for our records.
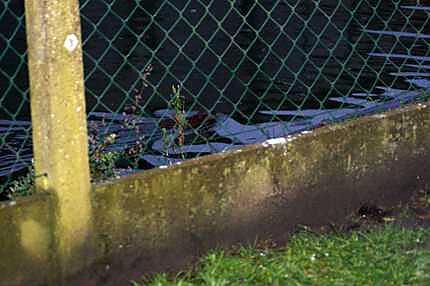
[1,1,430,198]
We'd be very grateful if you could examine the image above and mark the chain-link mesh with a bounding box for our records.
[1,1,430,197]
[0,1,32,198]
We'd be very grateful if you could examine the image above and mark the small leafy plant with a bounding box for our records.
[125,64,153,116]
[0,166,35,200]
[89,132,122,181]
[171,84,187,150]
[9,169,34,197]
[161,84,187,161]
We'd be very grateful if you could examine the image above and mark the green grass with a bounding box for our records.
[141,225,430,286]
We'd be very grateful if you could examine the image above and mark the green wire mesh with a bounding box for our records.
[1,1,430,197]
[0,1,32,198]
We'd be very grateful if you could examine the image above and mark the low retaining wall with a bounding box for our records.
[1,103,430,285]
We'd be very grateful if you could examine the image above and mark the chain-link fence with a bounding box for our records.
[1,1,430,198]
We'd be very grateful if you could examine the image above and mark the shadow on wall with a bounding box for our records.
[0,0,429,119]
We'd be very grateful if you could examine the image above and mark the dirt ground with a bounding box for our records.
[344,188,430,231]
[243,187,430,252]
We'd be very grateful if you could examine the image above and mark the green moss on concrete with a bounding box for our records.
[85,104,430,284]
[0,195,55,285]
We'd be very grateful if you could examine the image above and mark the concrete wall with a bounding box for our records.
[1,102,430,285]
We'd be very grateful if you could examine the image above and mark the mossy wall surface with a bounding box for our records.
[1,103,430,285]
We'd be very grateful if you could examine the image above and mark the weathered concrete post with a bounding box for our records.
[24,0,92,280]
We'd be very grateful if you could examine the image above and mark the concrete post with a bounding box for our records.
[24,0,92,280]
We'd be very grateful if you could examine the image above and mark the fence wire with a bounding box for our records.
[1,1,430,198]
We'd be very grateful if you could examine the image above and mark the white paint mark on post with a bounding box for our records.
[64,34,79,52]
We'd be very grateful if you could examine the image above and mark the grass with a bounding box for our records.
[140,225,430,286]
